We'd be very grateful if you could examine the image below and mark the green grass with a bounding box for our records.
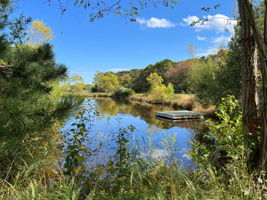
[1,158,265,200]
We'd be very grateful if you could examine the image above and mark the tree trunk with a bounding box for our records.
[259,0,267,171]
[242,0,267,171]
[238,0,259,136]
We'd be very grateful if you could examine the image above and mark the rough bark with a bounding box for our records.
[259,0,267,171]
[242,0,267,171]
[238,0,259,136]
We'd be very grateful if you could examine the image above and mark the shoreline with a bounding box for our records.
[69,92,216,117]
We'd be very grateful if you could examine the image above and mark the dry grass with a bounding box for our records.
[171,94,195,109]
[85,92,112,97]
[129,93,216,115]
[192,105,216,116]
[65,91,112,98]
[67,92,216,115]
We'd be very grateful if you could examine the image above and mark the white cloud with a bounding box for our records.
[212,35,232,44]
[182,15,200,26]
[196,45,223,57]
[182,14,237,34]
[136,17,176,28]
[110,68,129,72]
[197,36,206,41]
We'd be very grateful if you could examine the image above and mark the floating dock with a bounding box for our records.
[155,110,205,121]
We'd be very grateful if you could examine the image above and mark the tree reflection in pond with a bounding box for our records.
[64,98,203,167]
[94,97,200,130]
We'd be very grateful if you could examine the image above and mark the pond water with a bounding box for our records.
[62,98,202,168]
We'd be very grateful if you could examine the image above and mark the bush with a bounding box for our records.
[190,95,244,169]
[146,72,175,103]
[112,87,135,98]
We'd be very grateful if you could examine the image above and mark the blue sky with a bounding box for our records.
[16,0,236,83]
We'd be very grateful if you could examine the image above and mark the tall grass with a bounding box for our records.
[1,156,265,199]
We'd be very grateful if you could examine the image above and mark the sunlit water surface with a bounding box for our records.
[62,98,202,168]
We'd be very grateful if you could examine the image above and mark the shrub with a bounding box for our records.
[190,95,244,169]
[112,87,135,98]
[146,72,175,103]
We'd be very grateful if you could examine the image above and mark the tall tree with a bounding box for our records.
[238,0,259,136]
[238,0,267,170]
[94,71,120,92]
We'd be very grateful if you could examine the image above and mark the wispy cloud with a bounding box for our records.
[196,45,224,57]
[110,68,130,72]
[136,17,176,28]
[182,14,237,34]
[212,35,232,44]
[196,36,206,41]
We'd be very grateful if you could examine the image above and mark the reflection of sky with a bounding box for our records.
[62,99,194,167]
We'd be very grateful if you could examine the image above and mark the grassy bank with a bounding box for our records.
[1,160,264,200]
[129,93,215,115]
[69,91,215,115]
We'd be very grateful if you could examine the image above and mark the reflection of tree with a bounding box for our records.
[95,98,119,119]
[94,98,180,129]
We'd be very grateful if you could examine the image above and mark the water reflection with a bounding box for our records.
[63,98,203,167]
[94,97,198,130]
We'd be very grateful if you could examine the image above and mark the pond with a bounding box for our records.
[62,98,202,169]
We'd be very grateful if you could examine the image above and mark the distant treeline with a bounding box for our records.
[93,36,241,105]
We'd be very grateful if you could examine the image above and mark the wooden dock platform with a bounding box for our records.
[155,110,205,120]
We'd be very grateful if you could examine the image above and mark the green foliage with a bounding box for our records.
[215,36,241,99]
[0,14,82,181]
[94,71,120,92]
[146,72,175,102]
[117,73,133,88]
[190,96,244,169]
[146,71,163,86]
[186,56,219,105]
[165,59,199,93]
[0,44,70,136]
[9,15,32,44]
[133,59,176,93]
[64,102,101,176]
[112,87,135,98]
[0,59,6,65]
[166,83,175,97]
[185,41,241,105]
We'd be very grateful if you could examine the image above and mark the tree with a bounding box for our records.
[187,44,197,58]
[146,72,163,88]
[185,58,219,105]
[146,72,174,102]
[165,59,199,93]
[238,0,259,137]
[94,71,120,92]
[27,20,54,47]
[236,0,267,170]
[132,59,176,92]
[118,73,133,88]
[0,43,70,136]
[68,73,86,93]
